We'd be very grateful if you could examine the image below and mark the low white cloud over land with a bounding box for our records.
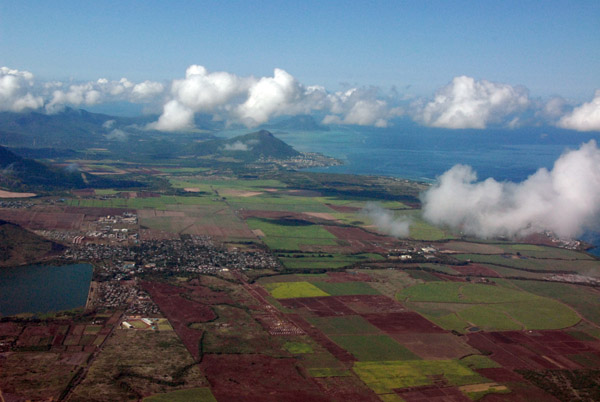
[421,140,600,239]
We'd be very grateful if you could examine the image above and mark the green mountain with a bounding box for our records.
[193,130,300,161]
[0,220,65,267]
[262,115,330,131]
[0,145,142,191]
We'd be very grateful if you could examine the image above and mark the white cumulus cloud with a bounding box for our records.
[0,67,44,112]
[236,68,306,127]
[558,90,600,132]
[416,76,530,129]
[421,140,600,239]
[148,100,195,131]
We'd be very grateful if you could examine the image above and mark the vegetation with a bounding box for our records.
[264,281,330,299]
[353,360,488,395]
[330,334,419,361]
[400,282,580,332]
[143,387,217,402]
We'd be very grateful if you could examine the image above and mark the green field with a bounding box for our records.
[247,217,338,250]
[330,334,419,361]
[353,360,488,394]
[312,281,380,296]
[307,367,351,377]
[398,282,534,304]
[283,341,313,354]
[399,282,580,332]
[278,253,384,270]
[500,244,595,260]
[306,315,381,335]
[264,281,330,299]
[67,194,221,210]
[454,253,600,275]
[510,280,600,325]
[143,387,217,402]
[459,355,500,370]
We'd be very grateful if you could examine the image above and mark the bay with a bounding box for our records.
[229,123,600,255]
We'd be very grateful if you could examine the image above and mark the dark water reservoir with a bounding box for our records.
[0,263,93,316]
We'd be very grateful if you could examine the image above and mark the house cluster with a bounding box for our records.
[63,234,280,280]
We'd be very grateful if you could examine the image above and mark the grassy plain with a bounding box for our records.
[353,359,488,394]
[264,281,330,299]
[143,387,217,402]
[330,334,419,361]
[312,281,380,296]
[455,253,600,275]
[246,217,338,250]
[399,282,580,332]
[277,252,384,270]
[306,315,381,335]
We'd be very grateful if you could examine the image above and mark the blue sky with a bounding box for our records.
[1,1,599,131]
[2,1,598,97]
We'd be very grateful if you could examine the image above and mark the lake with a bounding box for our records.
[0,263,93,316]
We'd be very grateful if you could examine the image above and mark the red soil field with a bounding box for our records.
[142,281,216,360]
[185,280,235,305]
[325,226,392,242]
[239,210,306,220]
[393,333,477,359]
[481,385,560,402]
[476,368,524,383]
[362,312,446,334]
[280,297,356,317]
[63,206,136,217]
[452,264,501,277]
[201,353,330,402]
[0,210,84,230]
[324,271,374,282]
[0,322,21,336]
[467,330,600,370]
[335,295,406,314]
[432,273,466,282]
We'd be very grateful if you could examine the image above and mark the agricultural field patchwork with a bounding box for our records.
[3,164,600,401]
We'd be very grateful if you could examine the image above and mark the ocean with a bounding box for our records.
[226,123,600,255]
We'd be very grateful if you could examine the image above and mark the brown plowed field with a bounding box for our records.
[335,295,406,314]
[393,333,477,359]
[201,353,330,402]
[0,209,84,230]
[324,271,374,282]
[466,330,600,370]
[324,226,392,242]
[452,264,500,277]
[476,368,524,382]
[362,312,446,334]
[280,297,356,317]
